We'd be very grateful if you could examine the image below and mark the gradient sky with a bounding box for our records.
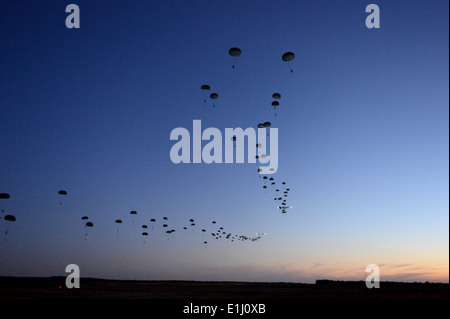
[0,0,448,283]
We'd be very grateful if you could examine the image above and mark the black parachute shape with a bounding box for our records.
[282,51,295,73]
[115,219,123,236]
[130,210,137,225]
[150,218,156,229]
[209,93,219,108]
[201,84,211,104]
[58,190,67,206]
[272,101,280,116]
[0,193,10,213]
[142,232,149,246]
[228,47,242,68]
[2,214,16,242]
[272,93,281,99]
[84,221,94,240]
[4,215,16,222]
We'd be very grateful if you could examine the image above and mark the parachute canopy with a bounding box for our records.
[228,47,242,57]
[263,122,271,127]
[85,222,94,227]
[210,93,219,99]
[272,93,281,99]
[282,52,295,62]
[58,190,67,195]
[115,219,122,224]
[4,215,16,222]
[271,101,279,107]
[0,193,10,199]
[201,84,211,90]
[130,211,137,215]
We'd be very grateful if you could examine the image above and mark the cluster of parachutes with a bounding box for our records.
[101,210,264,246]
[0,193,16,241]
[201,47,296,215]
[201,48,295,109]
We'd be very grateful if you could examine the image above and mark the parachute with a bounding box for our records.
[201,85,211,104]
[58,190,67,206]
[228,47,242,68]
[210,93,219,107]
[83,221,93,240]
[263,122,271,127]
[282,52,295,72]
[115,219,123,236]
[142,232,149,246]
[2,214,16,242]
[271,101,280,116]
[0,193,10,213]
[272,93,281,99]
[228,47,242,57]
[282,52,295,62]
[4,215,16,222]
[130,210,137,225]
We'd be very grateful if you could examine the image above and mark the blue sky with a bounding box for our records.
[0,0,448,282]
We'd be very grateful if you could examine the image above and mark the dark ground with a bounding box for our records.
[0,277,448,299]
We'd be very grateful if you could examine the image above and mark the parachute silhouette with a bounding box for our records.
[58,190,67,206]
[282,51,295,72]
[4,215,16,222]
[201,84,211,103]
[83,221,93,240]
[0,193,10,213]
[2,214,16,242]
[115,219,123,236]
[228,47,242,68]
[130,211,137,225]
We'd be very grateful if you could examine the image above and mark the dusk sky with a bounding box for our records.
[0,0,448,283]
